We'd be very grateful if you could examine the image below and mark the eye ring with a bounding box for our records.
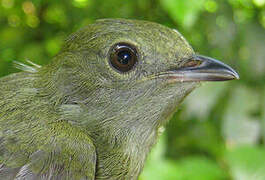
[109,43,138,73]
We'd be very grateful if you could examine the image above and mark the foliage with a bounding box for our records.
[0,0,264,179]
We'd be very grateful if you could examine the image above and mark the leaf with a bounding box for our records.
[225,146,265,180]
[160,0,206,28]
[177,156,227,180]
[222,85,261,146]
[140,135,227,180]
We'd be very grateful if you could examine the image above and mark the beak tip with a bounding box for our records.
[229,69,240,80]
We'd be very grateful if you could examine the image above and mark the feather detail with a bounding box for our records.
[13,60,41,73]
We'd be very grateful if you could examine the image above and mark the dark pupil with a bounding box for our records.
[117,50,131,65]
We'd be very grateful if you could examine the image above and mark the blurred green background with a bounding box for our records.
[0,0,264,179]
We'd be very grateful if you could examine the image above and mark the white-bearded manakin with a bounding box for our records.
[0,19,239,180]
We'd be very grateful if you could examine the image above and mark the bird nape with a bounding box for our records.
[0,19,239,180]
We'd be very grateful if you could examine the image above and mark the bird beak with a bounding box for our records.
[163,55,239,82]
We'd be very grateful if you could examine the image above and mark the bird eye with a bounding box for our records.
[109,43,138,73]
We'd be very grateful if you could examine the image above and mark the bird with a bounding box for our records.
[0,19,239,180]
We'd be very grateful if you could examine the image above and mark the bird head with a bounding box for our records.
[40,19,238,143]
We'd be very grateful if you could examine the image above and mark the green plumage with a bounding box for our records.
[0,19,237,180]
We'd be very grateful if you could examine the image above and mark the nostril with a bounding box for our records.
[181,60,202,68]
